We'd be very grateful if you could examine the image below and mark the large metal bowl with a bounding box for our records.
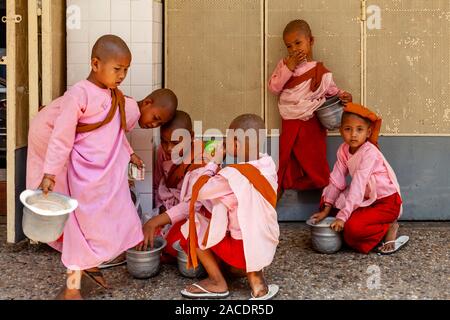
[126,237,167,279]
[20,190,78,243]
[173,240,206,278]
[306,217,343,254]
[315,96,344,130]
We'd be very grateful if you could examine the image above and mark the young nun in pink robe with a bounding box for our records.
[179,114,280,300]
[32,35,177,300]
[310,103,408,255]
[268,19,352,193]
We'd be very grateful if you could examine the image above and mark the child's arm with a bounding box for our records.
[268,59,294,95]
[335,152,378,223]
[138,212,172,250]
[41,90,85,194]
[153,146,166,206]
[310,146,348,224]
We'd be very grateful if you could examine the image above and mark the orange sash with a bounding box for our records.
[76,88,127,133]
[186,163,277,269]
[283,62,330,92]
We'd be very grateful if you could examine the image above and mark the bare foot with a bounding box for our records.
[185,277,228,294]
[247,271,268,298]
[55,288,83,300]
[379,222,399,253]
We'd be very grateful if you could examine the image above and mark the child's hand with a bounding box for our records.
[136,213,171,251]
[204,141,225,165]
[339,91,353,104]
[39,174,56,195]
[330,219,345,232]
[310,210,329,225]
[130,153,145,170]
[284,51,307,71]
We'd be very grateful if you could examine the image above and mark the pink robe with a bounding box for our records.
[36,80,142,270]
[322,142,402,222]
[181,154,280,272]
[268,60,340,120]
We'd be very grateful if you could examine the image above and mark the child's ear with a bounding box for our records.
[309,36,315,46]
[142,97,154,108]
[367,126,373,138]
[91,58,100,72]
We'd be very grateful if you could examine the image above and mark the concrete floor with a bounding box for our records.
[0,222,449,300]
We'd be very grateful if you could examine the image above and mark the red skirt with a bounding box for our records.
[343,193,402,254]
[180,232,246,270]
[278,116,330,191]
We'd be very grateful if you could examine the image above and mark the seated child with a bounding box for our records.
[268,19,352,193]
[26,35,177,299]
[178,114,279,300]
[310,103,409,255]
[140,111,218,259]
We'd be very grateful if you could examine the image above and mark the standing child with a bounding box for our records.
[309,103,409,255]
[268,19,352,193]
[28,35,176,300]
[177,114,280,300]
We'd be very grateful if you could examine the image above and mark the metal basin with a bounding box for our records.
[20,190,78,243]
[306,217,343,254]
[126,237,167,279]
[315,96,344,130]
[173,240,206,278]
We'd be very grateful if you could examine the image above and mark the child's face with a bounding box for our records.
[160,127,193,160]
[283,31,313,59]
[91,55,131,89]
[340,115,372,152]
[139,101,174,129]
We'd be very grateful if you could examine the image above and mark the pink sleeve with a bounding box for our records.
[336,150,379,222]
[268,59,293,95]
[197,174,234,203]
[125,98,140,131]
[322,146,348,205]
[325,76,341,98]
[123,136,134,156]
[166,201,189,224]
[166,162,219,224]
[43,90,85,176]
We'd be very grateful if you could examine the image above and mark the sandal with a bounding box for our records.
[82,268,109,290]
[377,235,409,255]
[180,283,230,299]
[99,252,126,269]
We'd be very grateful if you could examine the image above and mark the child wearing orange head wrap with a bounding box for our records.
[309,103,409,254]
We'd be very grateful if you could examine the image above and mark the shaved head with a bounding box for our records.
[91,34,131,62]
[147,88,178,116]
[283,19,312,38]
[229,114,266,132]
[161,110,192,133]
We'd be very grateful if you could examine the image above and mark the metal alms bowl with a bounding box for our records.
[315,95,344,130]
[126,237,167,279]
[173,240,206,278]
[20,190,78,243]
[306,217,343,254]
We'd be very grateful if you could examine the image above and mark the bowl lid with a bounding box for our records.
[20,189,78,216]
[306,216,335,228]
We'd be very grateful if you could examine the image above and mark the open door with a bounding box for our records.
[6,0,28,243]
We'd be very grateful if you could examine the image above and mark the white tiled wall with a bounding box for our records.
[66,0,164,213]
